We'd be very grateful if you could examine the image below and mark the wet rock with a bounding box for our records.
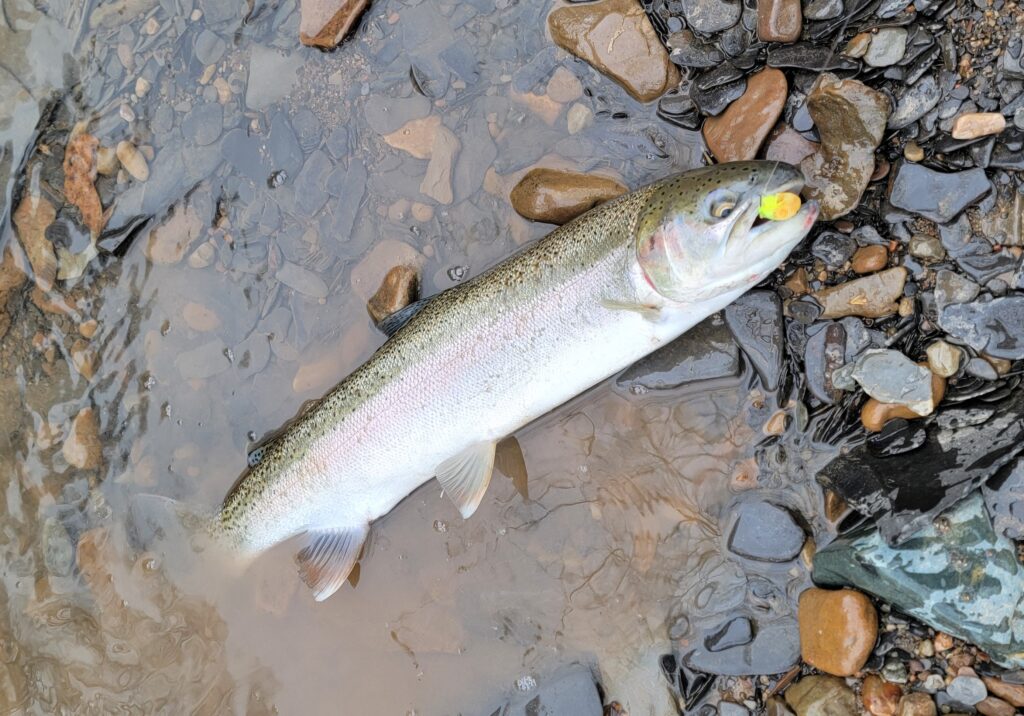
[864,28,908,67]
[888,75,941,130]
[95,145,118,176]
[64,132,106,237]
[951,112,1006,140]
[300,0,369,48]
[820,384,1024,543]
[907,234,944,261]
[703,68,787,163]
[982,676,1024,708]
[683,617,800,675]
[12,193,57,292]
[976,696,1016,716]
[719,702,749,716]
[800,74,890,220]
[690,77,747,116]
[420,125,460,205]
[246,46,303,110]
[757,0,801,42]
[858,368,944,432]
[367,266,418,325]
[925,340,960,378]
[832,349,936,415]
[567,104,594,134]
[706,617,753,652]
[814,492,1024,669]
[851,245,888,274]
[510,168,627,225]
[898,693,936,716]
[965,356,999,381]
[862,674,903,716]
[116,140,149,181]
[767,44,859,72]
[938,297,1024,360]
[383,115,440,160]
[63,406,101,470]
[181,103,223,147]
[804,322,846,404]
[667,30,724,68]
[983,459,1024,540]
[812,267,906,319]
[798,588,877,677]
[785,675,859,716]
[42,517,75,577]
[682,0,742,33]
[946,675,987,706]
[803,0,842,20]
[276,262,328,299]
[145,204,203,265]
[764,124,819,165]
[617,313,739,391]
[888,163,990,223]
[811,232,856,268]
[486,665,603,716]
[724,290,784,390]
[175,339,231,381]
[726,500,805,562]
[548,0,679,103]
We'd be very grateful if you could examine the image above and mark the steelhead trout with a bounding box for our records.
[211,161,819,601]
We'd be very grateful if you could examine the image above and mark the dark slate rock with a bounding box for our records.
[816,388,1024,544]
[658,87,702,129]
[618,314,740,391]
[681,0,742,33]
[726,501,806,562]
[934,269,980,308]
[804,0,843,20]
[804,322,845,405]
[695,63,745,90]
[667,29,725,68]
[706,617,754,652]
[876,0,914,16]
[724,291,785,391]
[888,162,991,223]
[867,418,927,457]
[484,665,603,716]
[983,459,1024,540]
[813,493,1024,669]
[683,617,800,676]
[767,44,860,72]
[690,78,747,116]
[938,297,1024,360]
[888,75,941,129]
[811,231,857,268]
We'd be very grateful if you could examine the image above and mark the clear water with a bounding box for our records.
[0,0,826,713]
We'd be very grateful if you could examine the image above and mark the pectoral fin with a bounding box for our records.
[295,525,368,602]
[600,298,661,321]
[436,442,497,519]
[377,297,432,337]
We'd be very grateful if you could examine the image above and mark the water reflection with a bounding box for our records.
[0,0,834,712]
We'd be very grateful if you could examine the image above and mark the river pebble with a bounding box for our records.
[510,168,627,225]
[798,587,877,676]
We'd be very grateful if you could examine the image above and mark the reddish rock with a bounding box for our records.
[982,677,1024,708]
[300,0,370,48]
[851,245,888,274]
[758,0,802,42]
[976,697,1015,716]
[704,68,788,162]
[367,266,418,325]
[862,674,903,716]
[798,587,877,676]
[63,407,102,470]
[764,123,820,165]
[861,367,946,432]
[510,168,627,225]
[548,0,679,102]
[897,693,936,716]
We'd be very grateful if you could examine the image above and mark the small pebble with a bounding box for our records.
[908,234,944,261]
[951,112,1007,140]
[120,103,136,123]
[904,141,924,162]
[946,675,987,706]
[135,77,151,97]
[851,245,888,273]
[116,141,149,181]
[926,340,960,378]
[898,692,937,716]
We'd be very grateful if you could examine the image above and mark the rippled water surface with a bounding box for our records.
[0,0,835,713]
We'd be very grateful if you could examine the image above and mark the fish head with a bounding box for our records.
[636,161,819,303]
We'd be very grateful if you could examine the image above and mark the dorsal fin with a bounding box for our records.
[435,441,497,518]
[377,297,432,337]
[295,525,368,602]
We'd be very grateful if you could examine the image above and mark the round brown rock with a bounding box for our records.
[547,0,679,102]
[851,245,888,274]
[862,674,903,716]
[786,675,859,716]
[704,68,788,163]
[951,112,1006,140]
[897,693,936,716]
[757,0,802,42]
[510,168,627,225]
[367,265,418,325]
[798,587,878,677]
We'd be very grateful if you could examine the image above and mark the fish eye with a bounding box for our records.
[711,201,736,219]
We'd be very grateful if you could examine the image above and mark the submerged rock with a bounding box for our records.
[485,665,603,716]
[938,297,1024,360]
[509,168,627,225]
[703,68,787,162]
[724,290,785,390]
[817,388,1024,544]
[617,313,739,391]
[300,0,370,48]
[800,74,890,220]
[726,500,806,563]
[683,617,801,676]
[63,406,102,470]
[548,0,679,102]
[367,266,418,325]
[813,493,1024,669]
[812,267,906,319]
[888,163,991,223]
[798,588,877,677]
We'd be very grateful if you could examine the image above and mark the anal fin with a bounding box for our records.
[295,525,368,602]
[436,441,497,519]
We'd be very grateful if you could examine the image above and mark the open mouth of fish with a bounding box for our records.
[729,171,819,249]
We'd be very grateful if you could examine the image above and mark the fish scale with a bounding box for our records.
[213,161,819,601]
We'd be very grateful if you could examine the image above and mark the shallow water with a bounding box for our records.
[0,0,831,713]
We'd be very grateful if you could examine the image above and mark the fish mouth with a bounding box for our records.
[730,170,819,248]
